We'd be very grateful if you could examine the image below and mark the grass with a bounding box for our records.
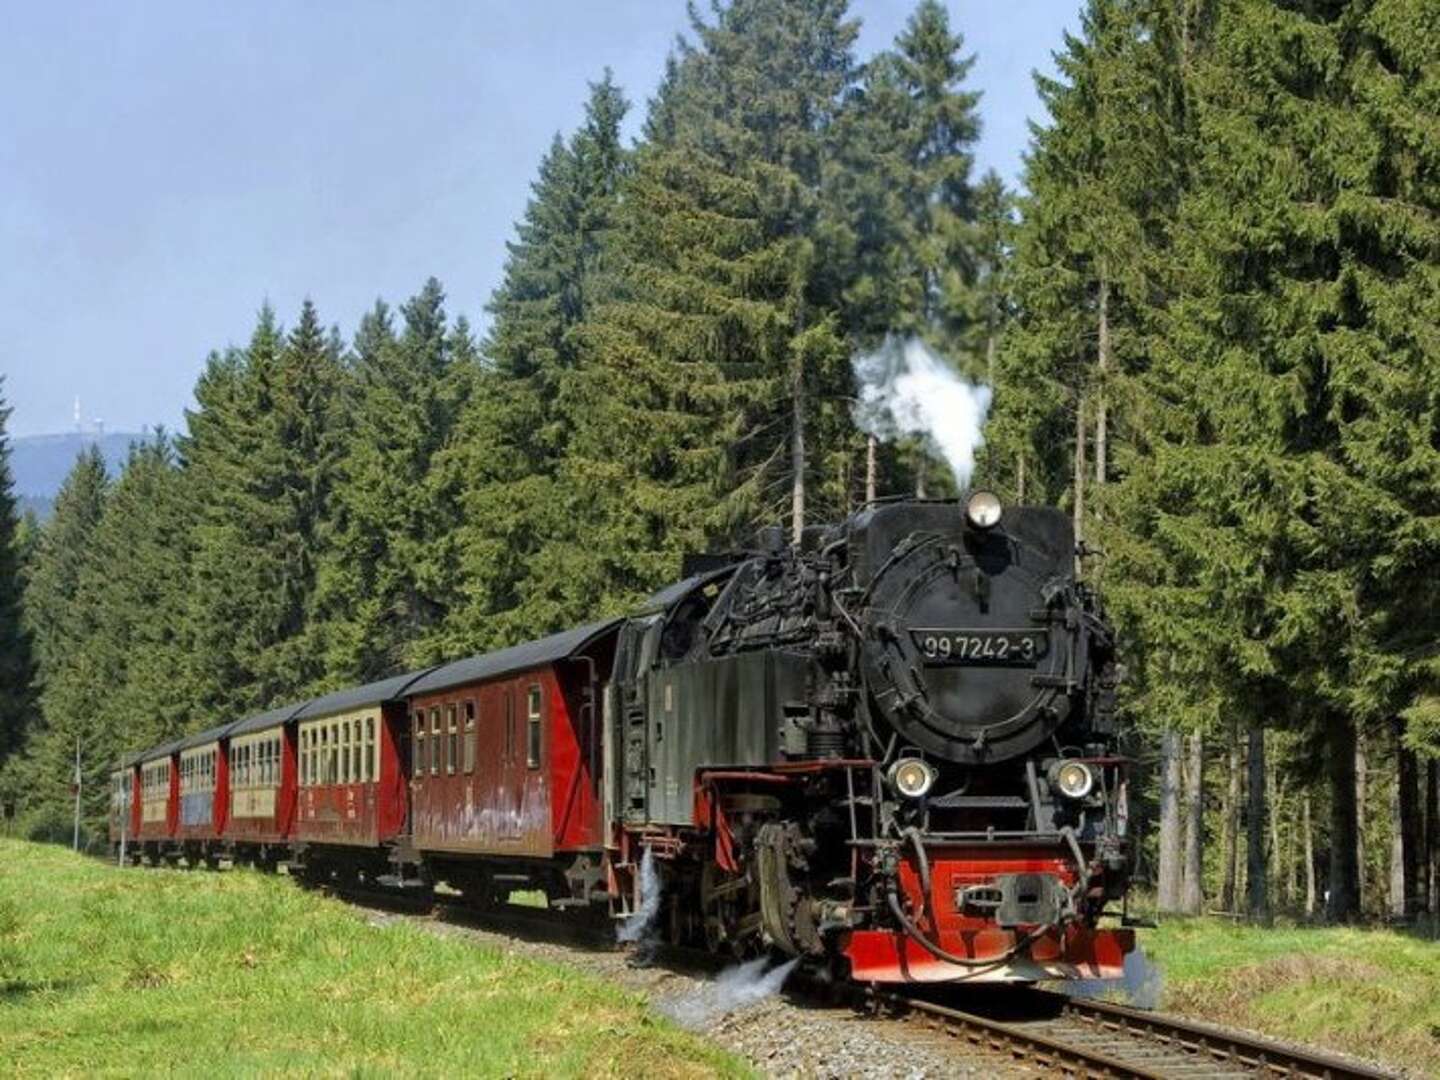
[1143,916,1440,1076]
[0,839,749,1079]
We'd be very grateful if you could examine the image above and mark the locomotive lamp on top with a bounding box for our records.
[964,489,1004,530]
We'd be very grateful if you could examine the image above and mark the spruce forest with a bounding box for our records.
[2,0,1438,926]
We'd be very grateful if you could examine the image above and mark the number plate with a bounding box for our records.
[910,628,1049,666]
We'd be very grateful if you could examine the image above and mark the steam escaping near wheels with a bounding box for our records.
[1053,942,1164,1010]
[618,847,662,944]
[658,956,802,1030]
[852,336,993,491]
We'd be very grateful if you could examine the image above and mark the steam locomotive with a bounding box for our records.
[112,492,1134,985]
[609,491,1133,981]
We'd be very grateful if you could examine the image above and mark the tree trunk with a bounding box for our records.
[1426,757,1438,915]
[1073,395,1086,569]
[791,365,805,546]
[1268,761,1283,909]
[1355,728,1368,914]
[1246,722,1269,922]
[1327,714,1361,921]
[1285,799,1299,908]
[1303,793,1317,917]
[1181,731,1204,914]
[1221,723,1241,911]
[865,435,877,504]
[1016,453,1026,503]
[1392,738,1408,917]
[1157,728,1184,913]
[1392,716,1419,917]
[1095,271,1109,490]
[915,455,928,500]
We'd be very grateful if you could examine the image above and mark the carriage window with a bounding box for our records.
[463,701,476,774]
[366,716,377,783]
[430,708,441,775]
[331,722,341,784]
[526,685,542,769]
[352,722,362,783]
[446,705,458,776]
[343,721,353,784]
[505,691,515,762]
[300,732,309,786]
[414,712,425,782]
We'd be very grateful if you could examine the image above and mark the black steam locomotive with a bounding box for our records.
[608,491,1134,981]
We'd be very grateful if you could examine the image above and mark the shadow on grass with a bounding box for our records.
[1,978,79,1001]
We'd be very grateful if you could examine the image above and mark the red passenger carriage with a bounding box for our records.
[175,723,231,863]
[226,704,305,867]
[134,739,181,862]
[291,673,429,883]
[402,620,618,904]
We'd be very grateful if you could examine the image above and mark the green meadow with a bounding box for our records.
[0,839,748,1078]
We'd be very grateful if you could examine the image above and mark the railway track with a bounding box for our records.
[322,880,1399,1079]
[875,984,1399,1079]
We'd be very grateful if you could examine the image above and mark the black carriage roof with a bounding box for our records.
[135,737,186,765]
[405,617,622,697]
[293,669,436,720]
[175,721,235,753]
[227,701,309,739]
[636,567,736,616]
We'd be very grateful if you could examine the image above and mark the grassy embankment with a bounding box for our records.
[0,839,748,1078]
[1144,916,1440,1075]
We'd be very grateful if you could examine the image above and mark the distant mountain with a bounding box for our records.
[9,432,144,500]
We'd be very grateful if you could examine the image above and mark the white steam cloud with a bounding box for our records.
[658,956,802,1029]
[1056,943,1164,1010]
[852,336,993,491]
[617,847,662,944]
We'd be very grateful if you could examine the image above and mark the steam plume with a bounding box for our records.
[852,336,993,490]
[617,847,662,944]
[658,956,801,1029]
[1057,943,1164,1010]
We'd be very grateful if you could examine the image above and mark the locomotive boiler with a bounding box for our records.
[606,492,1134,981]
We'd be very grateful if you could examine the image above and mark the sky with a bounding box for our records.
[0,1,1080,439]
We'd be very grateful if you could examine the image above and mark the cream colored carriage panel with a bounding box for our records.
[229,728,285,819]
[297,708,380,788]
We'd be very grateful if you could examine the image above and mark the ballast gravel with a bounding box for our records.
[364,909,1027,1078]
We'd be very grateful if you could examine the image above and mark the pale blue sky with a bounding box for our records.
[0,1,1079,438]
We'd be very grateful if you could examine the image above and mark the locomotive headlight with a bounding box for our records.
[965,490,1003,530]
[1050,760,1096,800]
[888,757,936,799]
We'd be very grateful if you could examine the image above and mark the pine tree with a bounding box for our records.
[550,0,860,625]
[24,447,109,687]
[7,447,108,838]
[1093,0,1440,919]
[994,0,1203,910]
[184,301,346,718]
[429,73,632,653]
[22,436,196,839]
[832,0,987,499]
[315,280,463,682]
[0,380,35,766]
